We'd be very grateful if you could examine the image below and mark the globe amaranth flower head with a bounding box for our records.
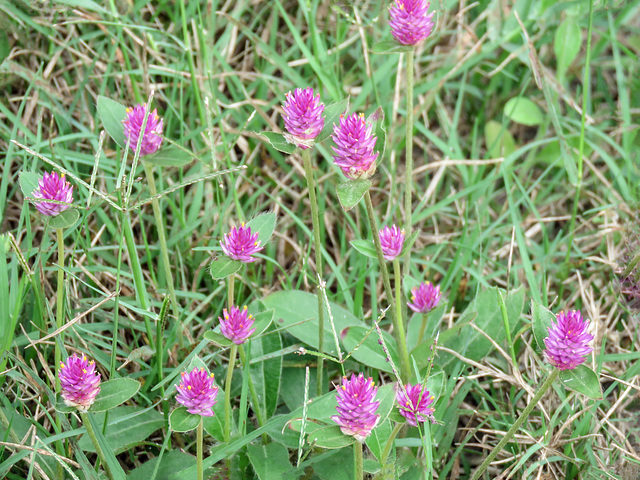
[220,223,264,263]
[379,225,405,261]
[331,373,380,442]
[59,353,101,412]
[396,383,435,427]
[331,113,379,180]
[31,171,74,216]
[175,367,219,417]
[407,282,442,313]
[122,103,164,156]
[219,305,256,345]
[544,309,594,370]
[282,87,325,150]
[389,0,435,46]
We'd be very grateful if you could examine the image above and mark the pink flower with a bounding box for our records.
[175,367,219,417]
[31,171,74,216]
[389,0,435,46]
[407,282,441,313]
[59,353,101,412]
[219,305,256,345]
[220,223,264,263]
[396,383,435,426]
[379,225,405,261]
[331,373,380,442]
[122,103,164,156]
[282,88,325,150]
[544,310,594,370]
[331,113,378,180]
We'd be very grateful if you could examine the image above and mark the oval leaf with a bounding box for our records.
[531,300,554,352]
[336,180,371,211]
[308,425,355,449]
[210,257,243,279]
[49,208,80,229]
[90,378,141,412]
[246,212,277,245]
[559,365,602,399]
[342,325,399,374]
[484,120,516,158]
[504,97,544,126]
[97,96,128,148]
[371,40,414,54]
[169,406,200,433]
[554,18,581,80]
[315,97,350,144]
[259,132,296,154]
[19,172,40,198]
[350,239,377,259]
[144,145,193,167]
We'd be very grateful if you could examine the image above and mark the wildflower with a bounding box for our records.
[175,367,219,417]
[282,87,325,150]
[388,0,435,46]
[219,305,256,344]
[407,282,441,313]
[31,171,74,216]
[379,225,405,261]
[396,383,435,427]
[331,113,378,180]
[220,223,264,263]
[331,373,380,442]
[122,103,164,156]
[544,310,594,370]
[59,353,101,412]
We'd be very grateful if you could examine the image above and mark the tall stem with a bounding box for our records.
[238,345,268,443]
[403,49,415,277]
[302,149,325,396]
[469,369,560,480]
[197,418,204,480]
[393,259,411,382]
[224,344,238,443]
[354,441,363,480]
[228,274,235,310]
[379,422,404,465]
[80,412,115,480]
[55,228,65,480]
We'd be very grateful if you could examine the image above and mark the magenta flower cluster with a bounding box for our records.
[175,367,219,417]
[31,171,74,216]
[219,305,256,344]
[388,0,435,46]
[544,310,593,370]
[379,225,405,261]
[220,223,264,263]
[396,383,435,426]
[282,88,325,150]
[331,113,379,180]
[407,282,441,313]
[59,353,101,412]
[122,103,164,156]
[331,373,380,442]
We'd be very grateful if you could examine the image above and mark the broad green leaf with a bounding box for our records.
[336,180,371,211]
[259,132,296,154]
[246,442,296,480]
[366,419,392,462]
[127,450,197,480]
[210,256,242,279]
[90,378,140,412]
[400,229,420,257]
[202,387,226,441]
[314,447,353,480]
[144,145,193,167]
[19,171,40,198]
[504,97,544,126]
[308,426,355,449]
[531,300,555,352]
[246,212,277,245]
[371,40,414,54]
[48,208,80,229]
[97,96,128,148]
[364,459,382,474]
[203,330,233,347]
[559,365,602,399]
[406,303,446,352]
[315,97,350,144]
[484,120,516,158]
[86,412,127,480]
[342,325,399,373]
[350,239,377,259]
[554,18,581,81]
[169,407,200,433]
[249,325,283,418]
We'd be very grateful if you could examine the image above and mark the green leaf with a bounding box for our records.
[406,303,446,352]
[366,420,392,462]
[315,97,350,144]
[97,95,128,148]
[246,212,277,245]
[342,325,399,374]
[554,18,581,81]
[246,442,296,480]
[484,120,517,158]
[336,180,372,211]
[203,330,233,347]
[400,229,420,258]
[19,171,40,198]
[48,208,80,229]
[350,239,377,259]
[127,450,197,480]
[368,107,387,164]
[169,406,200,433]
[0,36,9,67]
[86,412,127,480]
[259,131,296,154]
[531,300,555,352]
[313,447,353,480]
[363,459,382,474]
[202,388,226,441]
[503,97,544,126]
[559,365,602,399]
[52,0,109,14]
[204,309,273,346]
[308,425,355,449]
[90,378,140,412]
[250,325,283,418]
[210,256,243,279]
[371,40,414,54]
[144,145,193,167]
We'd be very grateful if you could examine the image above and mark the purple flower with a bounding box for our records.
[331,113,379,180]
[407,282,441,313]
[389,0,435,46]
[379,225,405,261]
[544,310,594,370]
[122,103,164,156]
[282,88,325,150]
[59,353,101,412]
[219,305,256,345]
[175,367,219,417]
[31,171,74,216]
[396,383,435,427]
[220,223,264,263]
[331,373,380,442]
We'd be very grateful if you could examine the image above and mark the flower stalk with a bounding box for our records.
[80,412,116,480]
[197,418,204,480]
[223,343,238,443]
[354,441,363,480]
[393,259,411,383]
[403,49,415,277]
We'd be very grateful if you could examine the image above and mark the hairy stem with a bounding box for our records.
[224,344,238,443]
[403,49,415,277]
[80,412,115,480]
[197,418,204,480]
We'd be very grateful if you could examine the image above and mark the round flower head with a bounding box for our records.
[175,367,219,417]
[331,113,379,180]
[31,171,74,216]
[396,383,435,427]
[331,373,380,442]
[282,88,325,150]
[59,353,101,412]
[407,282,441,313]
[219,305,256,345]
[122,103,164,156]
[544,310,594,370]
[220,223,264,263]
[379,225,405,261]
[389,0,435,46]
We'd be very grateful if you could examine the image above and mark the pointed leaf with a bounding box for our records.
[342,325,399,373]
[246,212,277,245]
[19,172,40,198]
[554,18,581,80]
[169,406,200,433]
[315,97,350,144]
[308,425,355,449]
[559,365,602,399]
[259,132,296,154]
[336,180,371,211]
[504,97,544,126]
[144,145,193,167]
[531,300,555,352]
[210,256,243,279]
[48,208,80,229]
[97,96,128,148]
[350,239,377,259]
[371,40,414,54]
[246,439,296,480]
[90,378,140,412]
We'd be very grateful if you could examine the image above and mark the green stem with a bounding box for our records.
[417,313,428,346]
[379,422,404,465]
[393,259,411,383]
[80,412,115,480]
[197,418,204,480]
[238,345,268,443]
[469,369,560,480]
[403,49,415,277]
[228,274,235,310]
[302,149,325,397]
[354,441,363,480]
[224,344,238,443]
[55,227,65,480]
